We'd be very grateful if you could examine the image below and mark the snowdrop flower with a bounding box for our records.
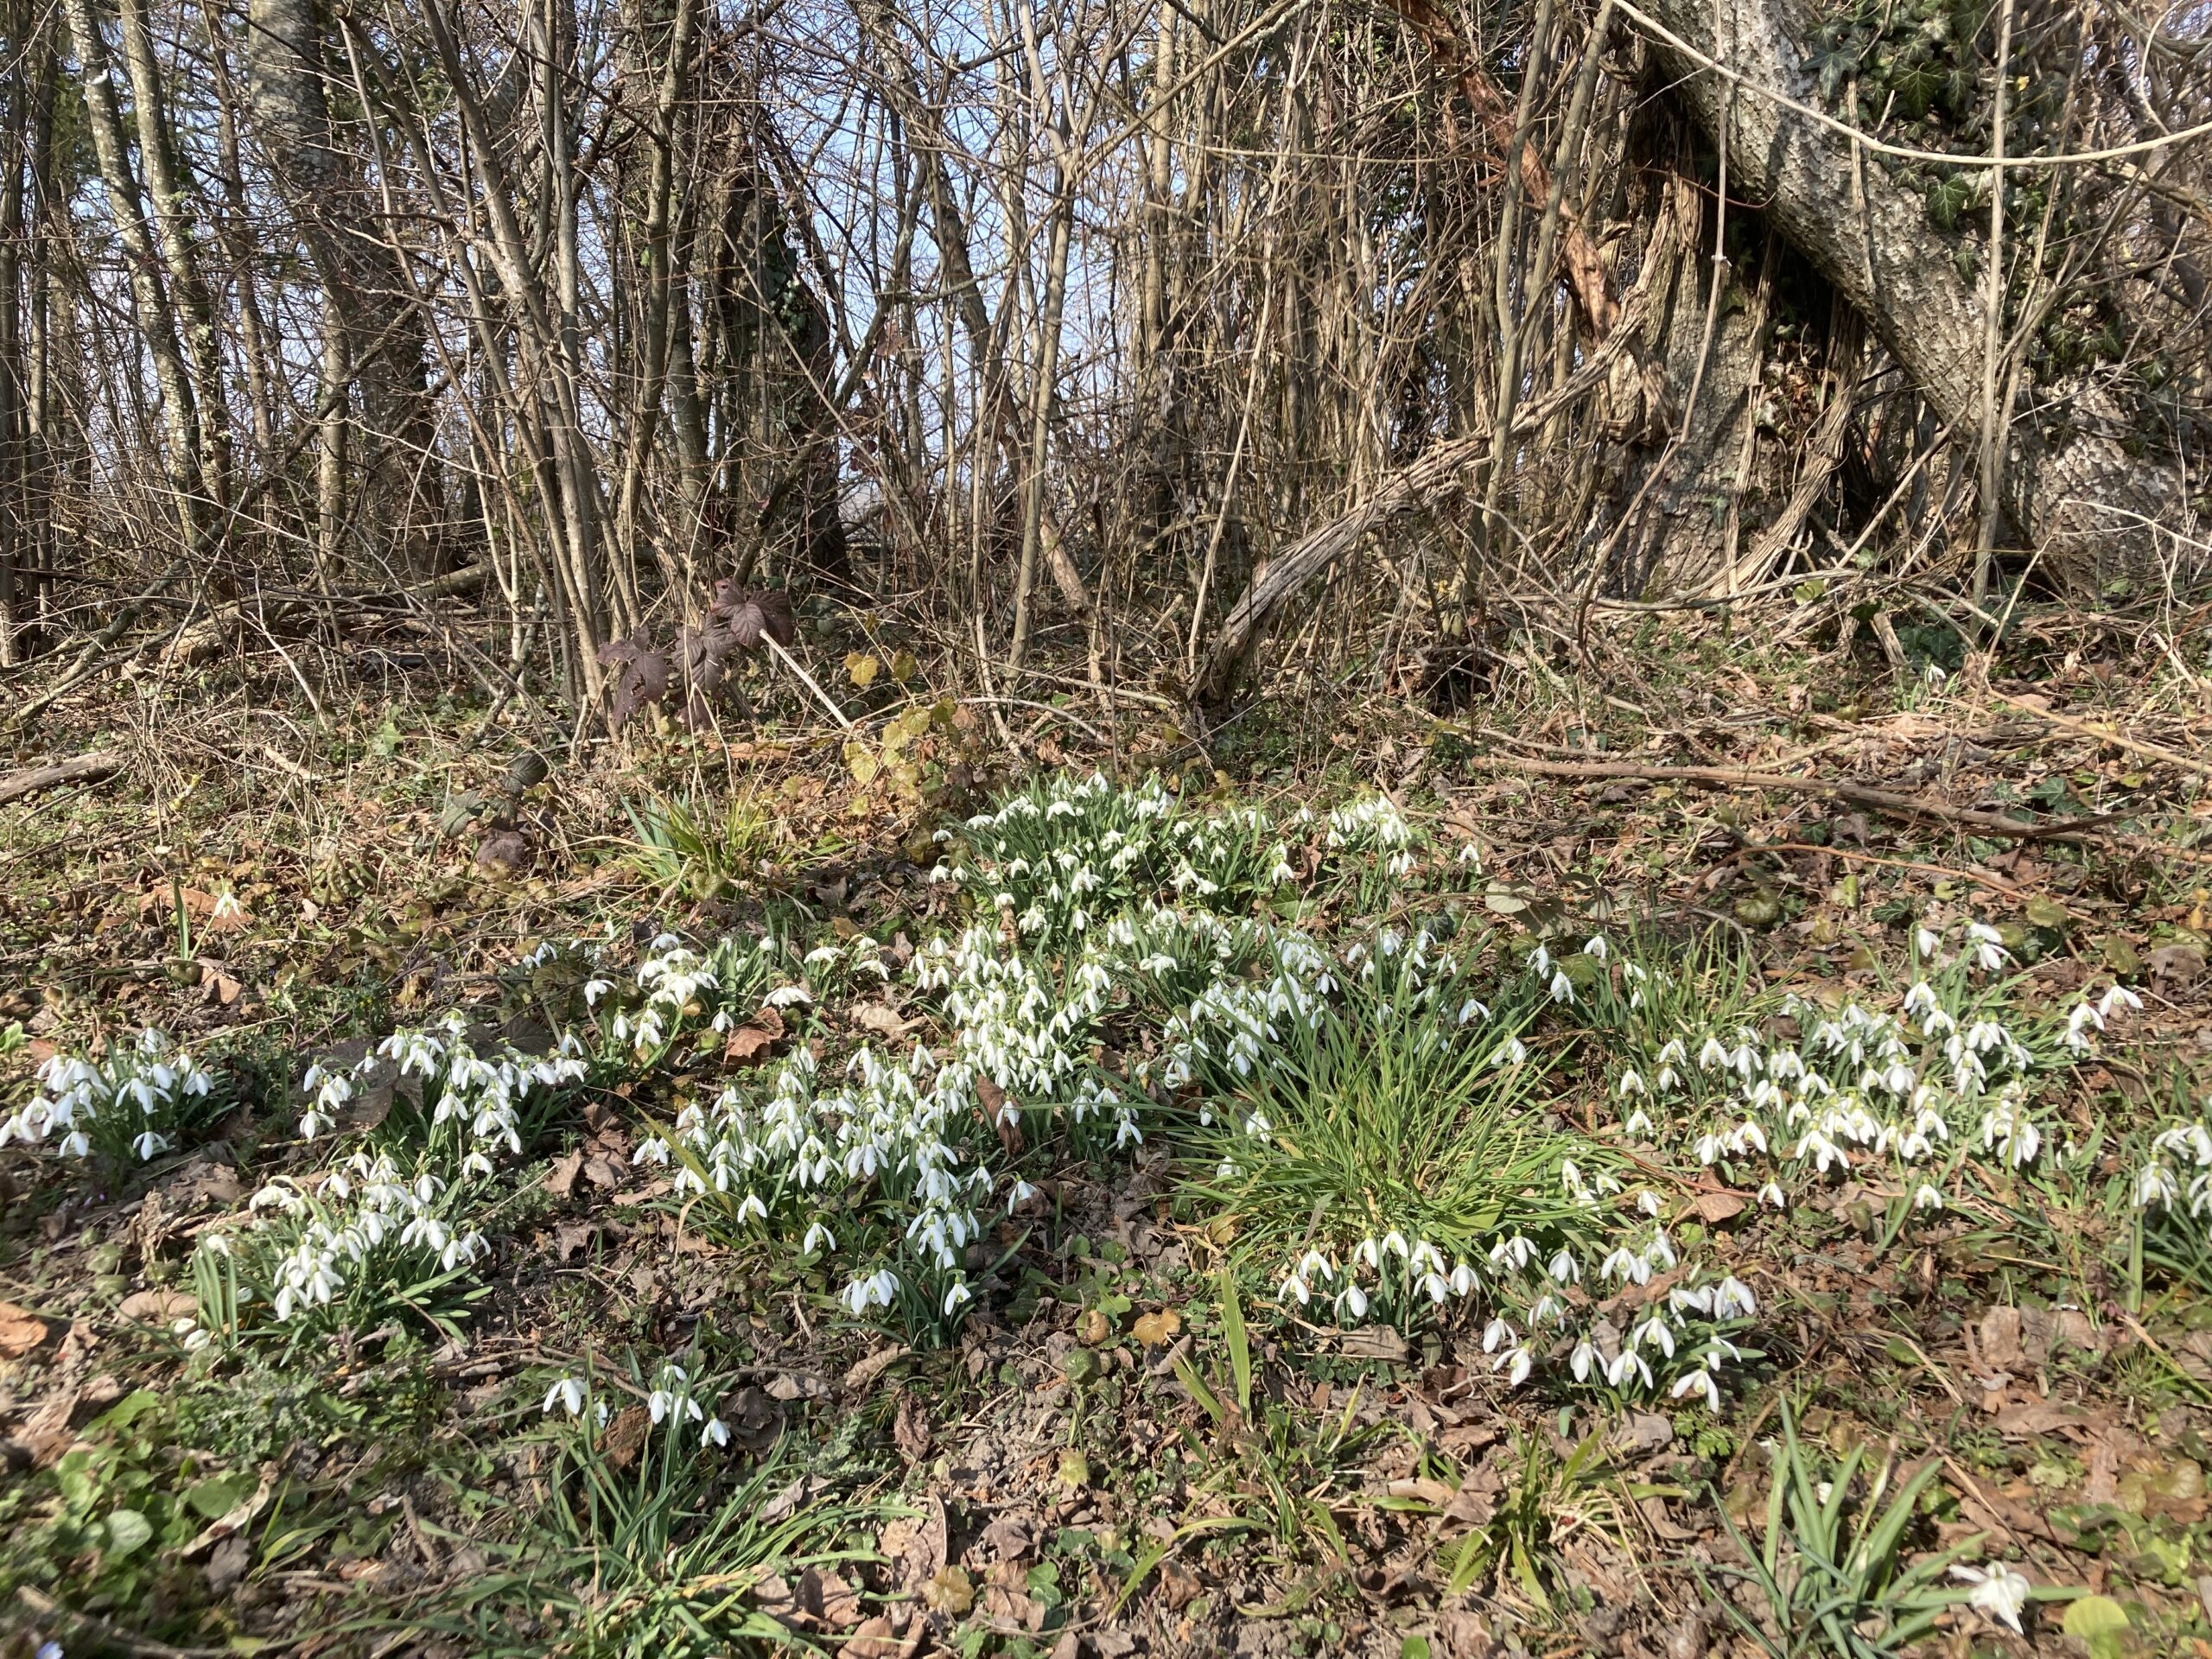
[1482,1317,1516,1353]
[1548,1249,1580,1284]
[1757,1183,1787,1209]
[1605,1350,1653,1389]
[1914,1183,1947,1211]
[1491,1038,1527,1066]
[802,1221,835,1255]
[1278,1274,1313,1306]
[1447,1263,1479,1297]
[1637,1190,1662,1217]
[1965,923,2011,973]
[1493,1346,1533,1388]
[2099,984,2143,1020]
[942,1282,971,1317]
[1712,1276,1756,1319]
[1916,922,1942,957]
[735,1193,768,1224]
[1903,982,1938,1021]
[1570,1339,1598,1382]
[764,984,812,1009]
[1618,1069,1645,1097]
[1548,969,1575,1004]
[702,1416,731,1448]
[543,1376,588,1416]
[1585,935,1609,962]
[1949,1562,2030,1635]
[1336,1283,1369,1320]
[1670,1369,1721,1411]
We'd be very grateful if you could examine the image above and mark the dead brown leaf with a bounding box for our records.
[841,1344,909,1395]
[116,1290,196,1325]
[725,1007,786,1067]
[600,1406,651,1471]
[0,1301,52,1359]
[975,1077,1025,1158]
[1132,1307,1182,1347]
[1338,1325,1409,1363]
[1686,1189,1747,1225]
[543,1151,583,1198]
[893,1389,932,1461]
[852,1003,913,1040]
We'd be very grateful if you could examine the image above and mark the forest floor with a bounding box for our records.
[1,595,2209,1659]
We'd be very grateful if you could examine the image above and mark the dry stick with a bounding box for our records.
[761,636,856,733]
[1983,691,2212,779]
[1458,752,2120,842]
[1971,0,2018,611]
[0,752,124,806]
[1743,842,2027,898]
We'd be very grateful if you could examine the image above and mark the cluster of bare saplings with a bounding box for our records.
[0,0,2202,730]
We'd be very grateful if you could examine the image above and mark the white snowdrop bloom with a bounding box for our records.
[764,984,812,1009]
[1727,1120,1767,1156]
[1795,1130,1848,1174]
[2100,984,2143,1020]
[1491,1038,1527,1066]
[1605,1350,1653,1390]
[1695,1132,1724,1166]
[1630,1317,1677,1360]
[1914,1183,1948,1211]
[735,1192,768,1224]
[802,1222,835,1255]
[1637,1190,1662,1217]
[1757,1183,1787,1208]
[1548,969,1575,1004]
[1949,1563,2030,1635]
[1421,1272,1451,1304]
[1548,1249,1580,1285]
[1569,1339,1598,1382]
[1902,982,1938,1021]
[701,1416,731,1449]
[1670,1369,1721,1411]
[1599,1248,1648,1287]
[1278,1274,1312,1306]
[1657,1039,1688,1066]
[2138,1162,2181,1209]
[543,1376,588,1416]
[1481,1317,1516,1353]
[1671,1285,1714,1317]
[1457,998,1490,1024]
[942,1282,972,1317]
[1585,936,1608,962]
[1965,923,2011,972]
[1625,1108,1656,1137]
[1448,1263,1480,1297]
[1916,924,1942,957]
[1617,1069,1645,1097]
[1336,1283,1369,1320]
[1713,1276,1757,1319]
[1643,1231,1678,1271]
[1697,1036,1728,1070]
[1297,1249,1334,1283]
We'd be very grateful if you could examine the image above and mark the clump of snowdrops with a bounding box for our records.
[1,1029,220,1165]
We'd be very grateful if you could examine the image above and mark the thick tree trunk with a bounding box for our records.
[1643,0,2183,582]
[247,0,441,574]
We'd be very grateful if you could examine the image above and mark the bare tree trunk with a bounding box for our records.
[117,0,231,503]
[60,0,207,553]
[1643,0,2184,581]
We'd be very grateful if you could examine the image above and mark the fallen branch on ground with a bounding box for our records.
[1986,690,2212,779]
[1458,752,2119,842]
[0,753,125,807]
